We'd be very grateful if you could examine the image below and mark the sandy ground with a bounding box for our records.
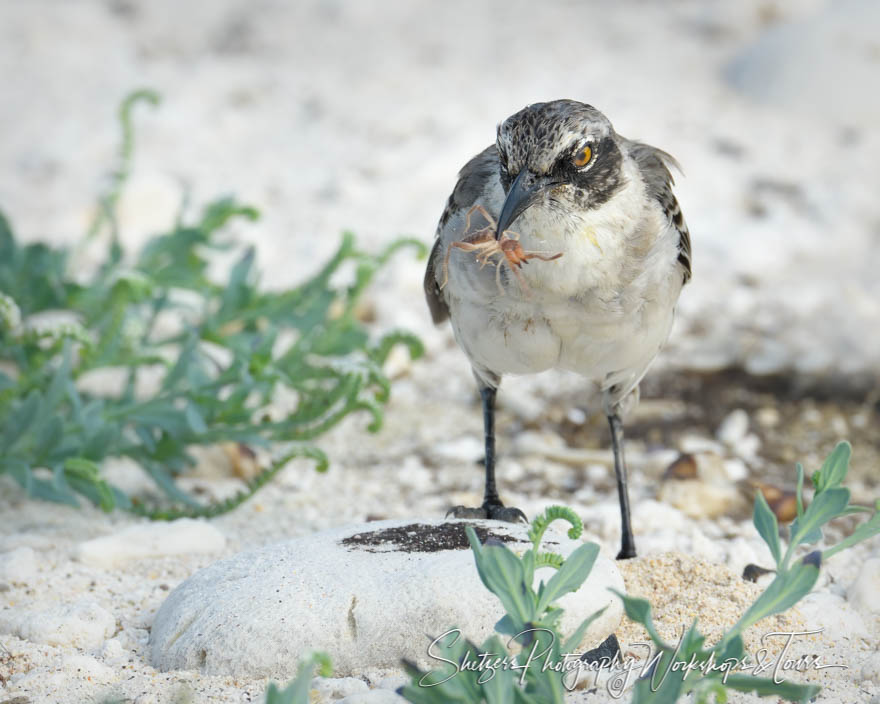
[1,0,879,702]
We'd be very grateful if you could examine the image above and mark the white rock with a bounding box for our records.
[732,433,761,462]
[0,546,38,583]
[722,458,749,482]
[847,557,880,614]
[716,409,749,446]
[2,599,115,649]
[566,407,587,425]
[76,518,226,568]
[338,691,407,704]
[150,519,624,678]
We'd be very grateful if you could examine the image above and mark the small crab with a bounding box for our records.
[440,205,563,295]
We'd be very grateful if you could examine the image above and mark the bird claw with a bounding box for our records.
[446,503,528,524]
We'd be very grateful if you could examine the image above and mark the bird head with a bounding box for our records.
[494,100,625,238]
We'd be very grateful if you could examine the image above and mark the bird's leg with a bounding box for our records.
[446,385,526,523]
[480,386,501,506]
[608,413,637,559]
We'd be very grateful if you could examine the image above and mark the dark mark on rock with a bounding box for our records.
[340,523,522,553]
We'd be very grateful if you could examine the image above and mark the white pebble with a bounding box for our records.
[382,344,412,379]
[716,409,749,446]
[733,434,762,461]
[0,546,38,584]
[566,407,587,424]
[76,518,226,568]
[722,458,749,482]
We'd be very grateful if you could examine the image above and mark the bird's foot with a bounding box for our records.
[446,502,528,524]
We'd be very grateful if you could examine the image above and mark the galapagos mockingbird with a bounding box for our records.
[424,100,691,559]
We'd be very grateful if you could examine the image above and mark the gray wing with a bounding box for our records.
[627,141,692,283]
[424,144,501,324]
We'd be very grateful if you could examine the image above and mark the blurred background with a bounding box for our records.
[1,0,879,459]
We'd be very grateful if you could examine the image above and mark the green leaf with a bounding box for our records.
[611,590,667,648]
[812,441,851,493]
[466,526,534,626]
[2,389,41,449]
[753,491,782,566]
[27,473,81,507]
[184,403,207,434]
[631,654,686,704]
[34,415,64,460]
[0,370,14,391]
[535,542,599,615]
[717,633,744,662]
[732,561,820,635]
[480,635,517,704]
[720,674,820,702]
[264,651,331,704]
[789,487,850,548]
[823,510,880,560]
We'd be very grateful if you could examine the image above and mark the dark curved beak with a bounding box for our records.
[495,170,554,239]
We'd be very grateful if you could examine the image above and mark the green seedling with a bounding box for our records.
[615,441,879,703]
[401,506,606,703]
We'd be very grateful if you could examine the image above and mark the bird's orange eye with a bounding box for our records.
[573,145,592,168]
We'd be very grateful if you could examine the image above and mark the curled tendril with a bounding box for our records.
[528,505,584,548]
[533,552,565,570]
